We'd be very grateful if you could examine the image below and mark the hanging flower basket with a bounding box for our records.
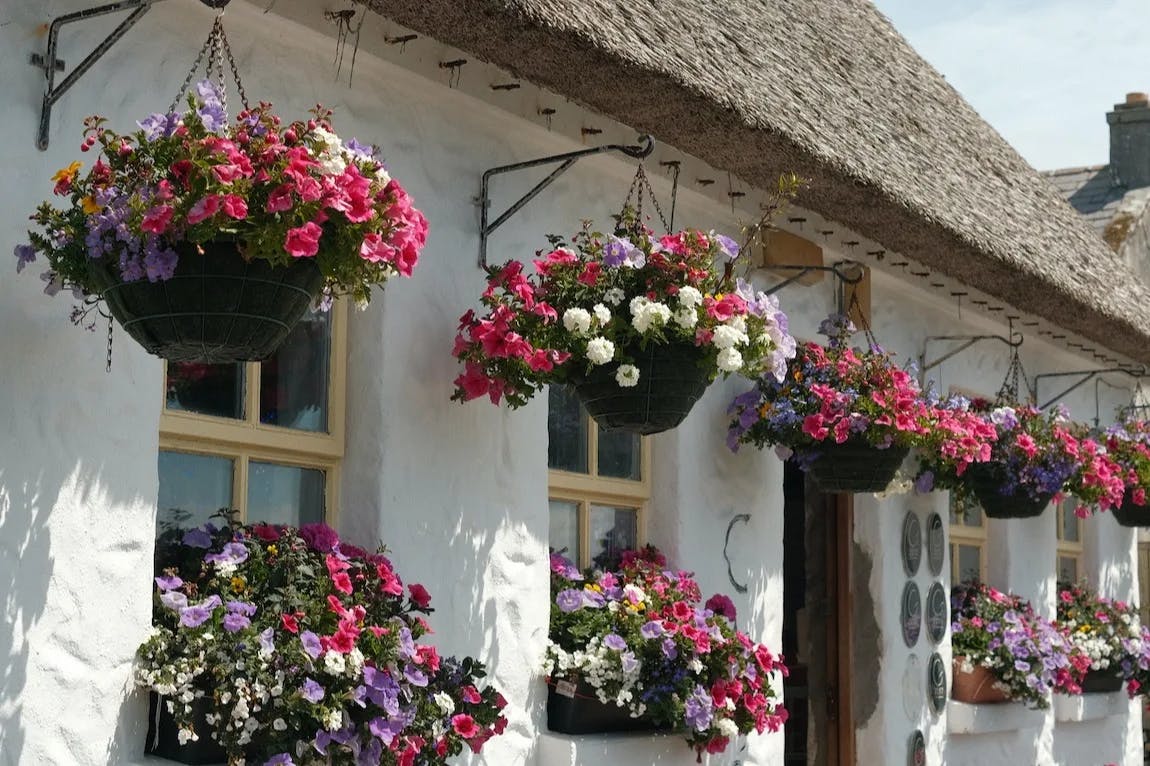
[546,676,663,735]
[1112,490,1150,527]
[965,463,1052,519]
[951,660,1010,705]
[1079,669,1124,694]
[89,239,323,363]
[145,692,227,764]
[571,342,710,435]
[805,441,910,493]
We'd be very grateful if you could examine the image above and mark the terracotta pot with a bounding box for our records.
[951,658,1010,704]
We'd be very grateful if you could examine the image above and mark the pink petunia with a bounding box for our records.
[284,222,323,258]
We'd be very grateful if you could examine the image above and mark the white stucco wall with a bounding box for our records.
[0,1,1143,765]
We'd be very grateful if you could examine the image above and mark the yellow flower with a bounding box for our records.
[231,576,247,593]
[52,161,81,183]
[585,583,603,593]
[81,196,100,214]
[267,544,278,555]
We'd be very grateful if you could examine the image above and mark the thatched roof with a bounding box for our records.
[364,0,1150,361]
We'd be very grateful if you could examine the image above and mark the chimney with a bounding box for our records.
[1108,92,1150,189]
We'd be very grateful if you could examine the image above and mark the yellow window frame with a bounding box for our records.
[1055,499,1084,584]
[949,492,987,583]
[158,300,348,524]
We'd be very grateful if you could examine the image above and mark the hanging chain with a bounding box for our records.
[218,19,250,110]
[842,279,879,351]
[105,311,114,374]
[169,22,217,113]
[167,13,250,115]
[619,164,669,234]
[996,320,1029,403]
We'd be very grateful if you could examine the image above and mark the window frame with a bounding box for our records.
[158,300,348,525]
[949,492,987,583]
[1055,498,1084,583]
[547,389,651,569]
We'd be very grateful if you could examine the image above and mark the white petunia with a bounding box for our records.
[629,296,650,316]
[728,314,747,334]
[604,288,626,306]
[593,303,612,325]
[615,364,640,387]
[717,347,744,372]
[563,307,592,335]
[717,718,739,738]
[272,718,287,731]
[434,692,455,715]
[677,286,703,309]
[325,709,343,732]
[712,325,749,350]
[323,652,346,675]
[586,337,615,365]
[674,306,698,329]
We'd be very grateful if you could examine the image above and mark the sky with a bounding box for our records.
[871,0,1149,171]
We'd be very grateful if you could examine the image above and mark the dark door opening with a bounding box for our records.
[781,461,854,766]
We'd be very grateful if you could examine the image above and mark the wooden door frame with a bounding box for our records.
[825,492,855,766]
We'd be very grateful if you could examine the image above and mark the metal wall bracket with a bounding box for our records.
[31,0,171,150]
[1032,366,1145,411]
[760,260,863,306]
[477,134,655,268]
[918,332,1022,388]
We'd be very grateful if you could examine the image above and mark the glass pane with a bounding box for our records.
[260,311,331,432]
[1061,503,1081,542]
[247,462,326,526]
[950,495,982,527]
[597,426,641,480]
[1058,555,1079,583]
[165,362,244,419]
[956,544,981,583]
[548,386,588,473]
[549,499,580,563]
[589,505,637,571]
[157,451,234,564]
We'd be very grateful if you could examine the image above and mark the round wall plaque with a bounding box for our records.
[928,652,947,715]
[925,582,948,645]
[902,510,922,577]
[926,512,945,577]
[901,581,922,648]
[902,653,924,723]
[909,730,926,766]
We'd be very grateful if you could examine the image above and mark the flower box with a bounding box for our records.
[572,342,710,435]
[90,239,323,363]
[1079,669,1124,694]
[951,660,1010,705]
[145,692,225,765]
[546,677,663,735]
[805,441,909,494]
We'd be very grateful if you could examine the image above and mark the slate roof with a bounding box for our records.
[365,0,1150,362]
[1043,165,1150,251]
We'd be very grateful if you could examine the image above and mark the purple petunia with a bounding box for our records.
[300,630,323,660]
[226,601,257,617]
[222,612,250,633]
[683,684,713,731]
[181,527,213,549]
[204,542,249,568]
[178,596,221,628]
[556,589,584,614]
[714,234,740,260]
[661,638,678,660]
[300,677,325,703]
[263,755,294,766]
[154,575,183,591]
[603,633,627,651]
[640,620,665,640]
[13,244,35,273]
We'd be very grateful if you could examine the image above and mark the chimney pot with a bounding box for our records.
[1126,92,1149,107]
[1108,91,1150,189]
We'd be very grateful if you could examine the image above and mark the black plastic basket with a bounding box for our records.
[964,464,1052,519]
[1079,669,1124,694]
[572,342,711,435]
[805,442,910,493]
[546,678,664,735]
[1111,491,1150,527]
[89,239,323,363]
[145,693,225,764]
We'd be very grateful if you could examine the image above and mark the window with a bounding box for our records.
[1138,543,1150,629]
[949,493,986,583]
[158,304,347,536]
[547,386,649,569]
[1055,499,1083,583]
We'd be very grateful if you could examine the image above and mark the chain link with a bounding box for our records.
[167,12,250,115]
[619,164,669,233]
[105,312,114,374]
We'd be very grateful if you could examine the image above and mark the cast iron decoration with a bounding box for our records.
[901,510,922,577]
[16,9,427,364]
[901,581,922,648]
[925,582,948,645]
[926,513,945,577]
[927,652,947,714]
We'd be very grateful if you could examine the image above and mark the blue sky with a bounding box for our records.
[871,0,1149,171]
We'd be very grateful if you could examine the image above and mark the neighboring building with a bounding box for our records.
[1045,92,1150,281]
[2,2,1148,766]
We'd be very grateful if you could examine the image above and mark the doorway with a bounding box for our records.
[781,461,854,766]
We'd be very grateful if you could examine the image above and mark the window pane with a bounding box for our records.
[597,426,641,481]
[589,505,637,570]
[1059,555,1078,583]
[548,386,588,473]
[247,462,326,526]
[260,311,331,432]
[165,363,244,419]
[950,495,982,527]
[157,451,234,545]
[956,544,981,583]
[549,499,580,563]
[1061,503,1081,543]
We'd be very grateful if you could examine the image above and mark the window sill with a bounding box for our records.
[947,700,1045,735]
[539,730,700,764]
[1053,692,1127,723]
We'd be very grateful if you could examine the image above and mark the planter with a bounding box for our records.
[1079,669,1124,694]
[572,342,710,435]
[804,441,909,493]
[89,239,324,363]
[964,464,1052,519]
[546,677,664,735]
[951,659,1010,704]
[145,692,225,764]
[1111,490,1150,527]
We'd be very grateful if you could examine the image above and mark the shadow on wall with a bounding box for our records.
[0,468,60,763]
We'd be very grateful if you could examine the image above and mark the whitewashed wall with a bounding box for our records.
[0,1,1141,765]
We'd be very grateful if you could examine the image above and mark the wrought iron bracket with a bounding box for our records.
[723,513,751,596]
[760,261,864,316]
[1032,366,1146,411]
[476,134,655,268]
[30,0,180,150]
[918,332,1022,388]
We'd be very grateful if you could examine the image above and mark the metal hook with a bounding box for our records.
[724,514,751,595]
